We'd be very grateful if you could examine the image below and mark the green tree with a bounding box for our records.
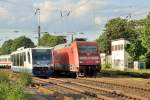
[40,33,66,47]
[96,32,109,53]
[141,12,150,62]
[97,17,143,54]
[0,48,2,55]
[1,39,13,54]
[142,12,150,51]
[125,39,147,61]
[11,36,34,51]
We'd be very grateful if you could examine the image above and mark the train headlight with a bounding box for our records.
[96,61,100,63]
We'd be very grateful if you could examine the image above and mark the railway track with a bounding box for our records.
[50,78,149,100]
[75,77,150,99]
[33,77,113,100]
[2,69,149,99]
[80,78,150,90]
[33,77,148,100]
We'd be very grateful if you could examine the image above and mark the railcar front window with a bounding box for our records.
[79,46,97,53]
[32,49,52,65]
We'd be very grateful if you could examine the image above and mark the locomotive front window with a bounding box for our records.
[79,46,97,53]
[32,49,52,65]
[33,53,51,61]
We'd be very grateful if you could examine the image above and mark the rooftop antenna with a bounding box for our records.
[35,8,41,46]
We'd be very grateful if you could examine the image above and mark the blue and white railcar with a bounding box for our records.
[11,47,53,77]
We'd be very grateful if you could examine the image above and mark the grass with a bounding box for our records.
[19,72,32,86]
[0,71,9,82]
[0,71,33,100]
[25,94,36,100]
[100,69,150,78]
[126,69,150,74]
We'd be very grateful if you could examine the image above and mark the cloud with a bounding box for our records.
[71,0,107,17]
[72,0,92,17]
[95,16,103,25]
[0,7,10,19]
[33,1,56,23]
[33,0,107,23]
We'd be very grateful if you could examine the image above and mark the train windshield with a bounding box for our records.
[32,49,52,64]
[78,46,97,53]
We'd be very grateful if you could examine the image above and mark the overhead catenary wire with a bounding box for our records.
[0,0,150,35]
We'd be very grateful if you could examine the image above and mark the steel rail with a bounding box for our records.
[33,77,113,100]
[49,78,148,100]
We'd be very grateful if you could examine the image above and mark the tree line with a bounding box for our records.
[0,33,66,55]
[96,12,150,62]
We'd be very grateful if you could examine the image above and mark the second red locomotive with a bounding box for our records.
[52,40,101,77]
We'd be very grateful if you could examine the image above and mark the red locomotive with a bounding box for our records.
[52,40,101,77]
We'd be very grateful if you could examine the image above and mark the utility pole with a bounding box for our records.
[35,8,41,46]
[71,34,74,42]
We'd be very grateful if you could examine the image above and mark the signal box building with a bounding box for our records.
[111,39,130,70]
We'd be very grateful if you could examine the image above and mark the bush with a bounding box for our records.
[102,63,112,69]
[0,79,26,100]
[0,71,32,100]
[0,81,9,100]
[19,72,32,86]
[5,83,26,100]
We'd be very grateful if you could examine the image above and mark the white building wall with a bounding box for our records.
[111,39,129,70]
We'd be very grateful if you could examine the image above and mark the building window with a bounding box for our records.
[118,45,120,50]
[120,44,123,50]
[111,46,114,51]
[114,45,117,51]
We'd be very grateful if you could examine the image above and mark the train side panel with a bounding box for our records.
[53,41,101,77]
[69,42,79,72]
[11,48,33,73]
[53,48,70,71]
[11,48,53,77]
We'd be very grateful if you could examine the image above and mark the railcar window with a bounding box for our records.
[20,53,23,66]
[11,55,14,66]
[17,54,19,66]
[12,55,14,66]
[28,52,31,64]
[14,55,16,66]
[8,58,11,61]
[24,52,26,61]
[79,46,97,53]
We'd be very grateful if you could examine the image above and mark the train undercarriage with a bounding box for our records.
[78,65,101,77]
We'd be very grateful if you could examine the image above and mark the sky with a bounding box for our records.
[0,0,150,45]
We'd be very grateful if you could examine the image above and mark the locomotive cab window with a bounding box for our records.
[78,46,97,53]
